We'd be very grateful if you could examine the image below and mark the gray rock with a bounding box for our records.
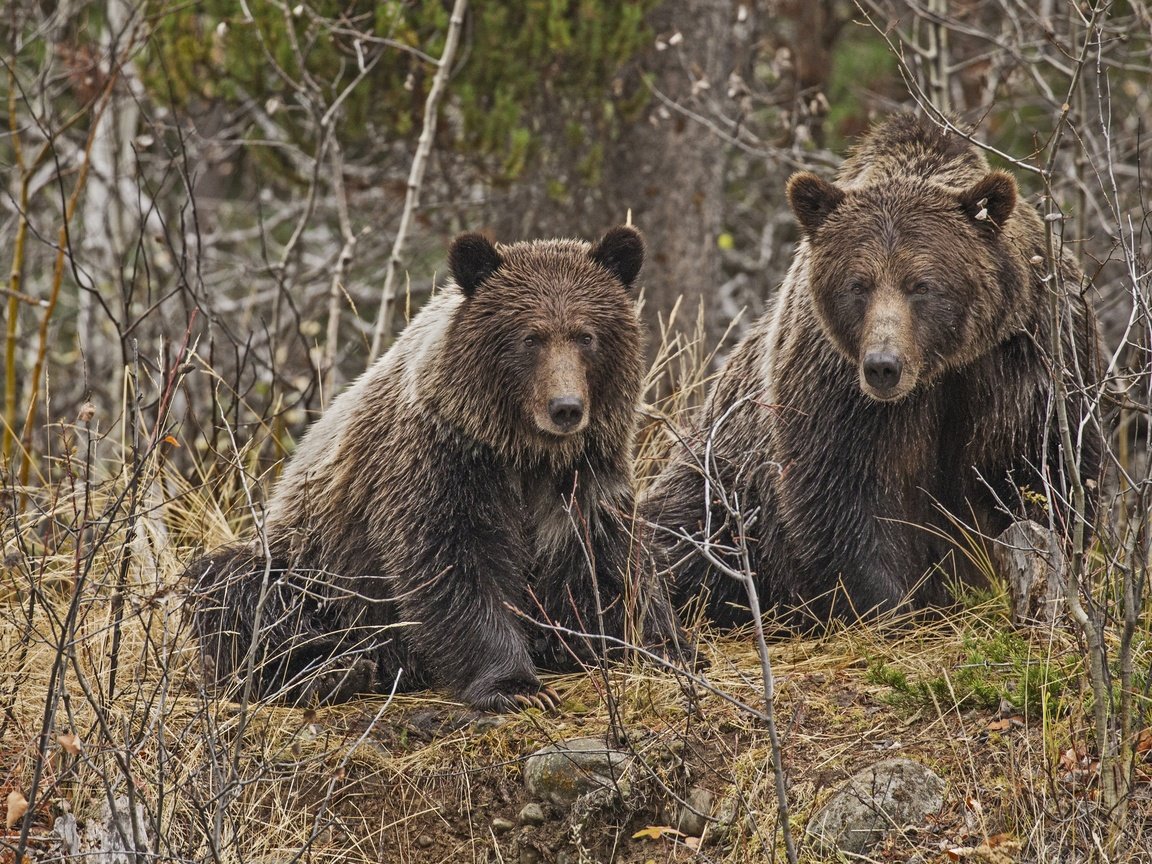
[53,813,80,858]
[80,795,152,864]
[703,793,755,846]
[806,758,946,855]
[675,786,715,837]
[518,846,541,864]
[491,817,515,834]
[415,834,434,849]
[522,737,634,808]
[518,803,546,826]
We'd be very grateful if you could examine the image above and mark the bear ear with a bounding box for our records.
[448,232,503,297]
[590,226,644,288]
[787,172,845,237]
[958,171,1017,234]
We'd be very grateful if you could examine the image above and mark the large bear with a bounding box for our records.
[189,226,686,710]
[644,115,1102,628]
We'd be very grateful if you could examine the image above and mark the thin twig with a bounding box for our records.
[369,0,469,361]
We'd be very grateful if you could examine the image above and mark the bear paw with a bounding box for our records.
[464,681,562,714]
[298,657,378,706]
[511,686,563,713]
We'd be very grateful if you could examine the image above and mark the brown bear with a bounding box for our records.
[189,226,686,709]
[644,115,1102,628]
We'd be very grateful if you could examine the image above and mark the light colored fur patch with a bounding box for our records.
[264,291,461,531]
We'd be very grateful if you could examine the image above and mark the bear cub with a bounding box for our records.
[645,115,1102,628]
[189,226,686,710]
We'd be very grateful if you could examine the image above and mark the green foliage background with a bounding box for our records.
[147,0,657,179]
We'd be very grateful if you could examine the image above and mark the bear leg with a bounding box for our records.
[188,546,384,705]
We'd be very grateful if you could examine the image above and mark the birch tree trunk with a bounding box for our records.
[77,0,147,386]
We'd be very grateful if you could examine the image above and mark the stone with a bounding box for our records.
[78,795,152,864]
[703,793,755,845]
[518,803,546,826]
[414,834,434,849]
[522,737,634,808]
[53,813,80,858]
[491,817,514,834]
[675,786,715,837]
[805,758,946,855]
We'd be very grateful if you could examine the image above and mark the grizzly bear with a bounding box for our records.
[644,115,1102,628]
[189,226,686,709]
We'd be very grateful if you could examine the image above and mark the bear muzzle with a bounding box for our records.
[547,395,585,433]
[533,343,591,437]
[859,350,918,401]
[863,351,903,392]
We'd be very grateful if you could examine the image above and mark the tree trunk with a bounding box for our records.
[604,0,735,371]
[477,0,738,388]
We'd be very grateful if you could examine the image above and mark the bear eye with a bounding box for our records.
[911,281,931,295]
[522,335,538,349]
[577,333,594,347]
[847,280,868,296]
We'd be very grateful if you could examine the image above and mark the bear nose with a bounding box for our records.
[863,352,903,392]
[548,396,584,431]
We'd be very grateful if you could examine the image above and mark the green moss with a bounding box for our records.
[868,626,1080,716]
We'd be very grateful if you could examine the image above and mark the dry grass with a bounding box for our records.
[4,460,1149,863]
[2,317,1149,864]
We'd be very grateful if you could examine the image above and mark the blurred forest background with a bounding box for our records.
[3,2,1152,862]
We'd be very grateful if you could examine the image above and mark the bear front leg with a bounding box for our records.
[389,453,561,713]
[398,544,556,712]
[532,490,692,671]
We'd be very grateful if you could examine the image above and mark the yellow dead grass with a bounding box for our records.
[2,316,1146,863]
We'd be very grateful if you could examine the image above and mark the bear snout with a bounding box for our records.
[863,351,903,393]
[533,342,591,437]
[547,395,585,433]
[858,348,918,401]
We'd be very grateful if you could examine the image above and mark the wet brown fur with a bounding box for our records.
[645,115,1102,628]
[189,227,686,709]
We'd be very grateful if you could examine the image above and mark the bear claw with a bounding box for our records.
[512,687,561,714]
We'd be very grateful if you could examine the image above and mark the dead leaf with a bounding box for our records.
[58,732,82,755]
[162,435,180,447]
[947,837,1022,862]
[631,825,684,841]
[6,790,28,828]
[963,795,984,832]
[1059,744,1086,772]
[1136,728,1152,755]
[986,715,1025,733]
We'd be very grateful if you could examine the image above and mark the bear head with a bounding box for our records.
[786,169,1021,402]
[438,226,645,460]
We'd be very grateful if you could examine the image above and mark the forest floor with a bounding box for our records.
[3,545,1149,864]
[2,397,1148,862]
